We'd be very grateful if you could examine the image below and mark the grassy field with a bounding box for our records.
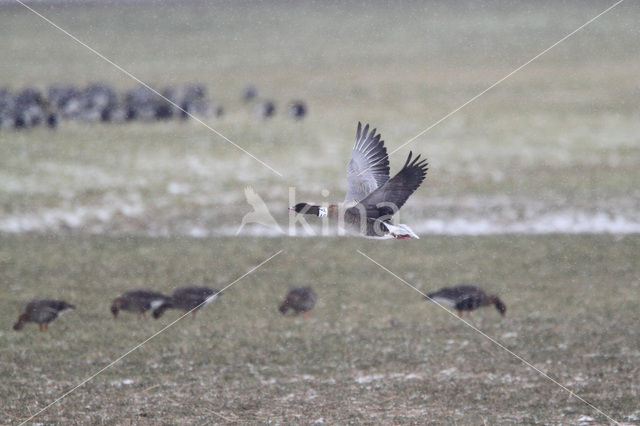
[1,234,639,423]
[1,0,640,424]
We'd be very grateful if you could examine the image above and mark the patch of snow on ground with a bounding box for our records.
[439,368,457,377]
[187,227,210,238]
[413,212,640,235]
[404,373,422,380]
[355,374,385,384]
[110,379,134,387]
[0,195,145,233]
[2,193,640,236]
[167,182,191,195]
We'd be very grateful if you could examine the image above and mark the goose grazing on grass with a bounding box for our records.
[110,289,170,319]
[279,286,318,316]
[13,299,75,331]
[290,122,428,239]
[152,286,221,319]
[426,284,506,317]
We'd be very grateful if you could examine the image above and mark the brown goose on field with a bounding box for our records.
[425,284,506,317]
[110,289,170,319]
[13,299,75,331]
[290,122,428,239]
[279,286,318,316]
[152,286,221,319]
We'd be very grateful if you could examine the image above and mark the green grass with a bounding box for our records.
[1,235,639,423]
[1,0,640,423]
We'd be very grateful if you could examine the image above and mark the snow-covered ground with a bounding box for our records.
[2,193,638,236]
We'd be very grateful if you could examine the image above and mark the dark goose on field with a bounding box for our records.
[13,299,75,331]
[426,284,506,317]
[279,286,318,316]
[110,289,170,319]
[288,100,306,120]
[290,122,428,239]
[152,286,221,319]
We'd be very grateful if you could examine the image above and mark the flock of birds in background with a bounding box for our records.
[13,284,505,332]
[0,83,306,130]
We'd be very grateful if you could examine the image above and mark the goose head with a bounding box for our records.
[490,295,506,317]
[110,298,123,318]
[289,203,309,213]
[289,203,320,215]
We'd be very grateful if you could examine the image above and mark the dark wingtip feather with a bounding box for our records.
[409,153,429,173]
[403,151,413,168]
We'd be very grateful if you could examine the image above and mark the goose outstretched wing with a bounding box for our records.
[351,151,428,219]
[344,122,390,203]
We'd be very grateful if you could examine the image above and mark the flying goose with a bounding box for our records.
[13,299,75,331]
[110,289,170,319]
[279,286,318,316]
[152,286,221,319]
[425,284,506,317]
[290,122,428,239]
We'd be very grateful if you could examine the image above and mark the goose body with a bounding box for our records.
[13,299,75,331]
[290,122,428,239]
[426,284,506,317]
[279,286,318,316]
[111,289,170,319]
[152,286,220,319]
